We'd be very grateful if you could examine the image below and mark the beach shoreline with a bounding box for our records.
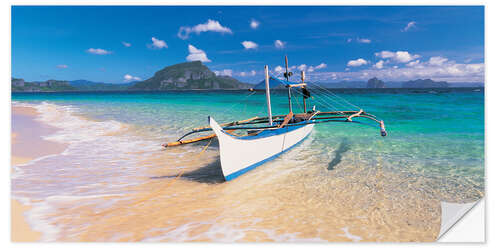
[11,105,68,242]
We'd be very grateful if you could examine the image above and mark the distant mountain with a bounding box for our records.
[384,81,404,88]
[69,80,134,91]
[448,82,484,88]
[130,61,252,90]
[366,77,385,88]
[12,78,76,92]
[402,79,449,88]
[319,81,366,88]
[253,78,287,89]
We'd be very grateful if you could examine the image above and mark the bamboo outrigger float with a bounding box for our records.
[163,56,387,181]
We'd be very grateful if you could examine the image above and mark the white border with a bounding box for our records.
[3,0,495,249]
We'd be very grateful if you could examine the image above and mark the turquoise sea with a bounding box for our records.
[11,88,484,241]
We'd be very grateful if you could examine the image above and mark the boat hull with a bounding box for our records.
[208,117,314,181]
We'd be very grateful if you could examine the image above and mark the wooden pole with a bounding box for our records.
[285,56,293,114]
[163,134,216,147]
[163,130,235,147]
[301,71,306,113]
[265,65,273,125]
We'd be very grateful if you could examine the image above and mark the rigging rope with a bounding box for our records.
[269,73,362,111]
[307,87,353,111]
[220,90,256,115]
[183,91,257,135]
[289,87,340,113]
[268,73,363,113]
[301,87,348,112]
[287,82,349,114]
[308,81,362,110]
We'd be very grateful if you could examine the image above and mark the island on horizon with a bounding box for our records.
[11,61,484,93]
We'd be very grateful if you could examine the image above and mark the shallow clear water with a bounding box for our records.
[11,88,484,241]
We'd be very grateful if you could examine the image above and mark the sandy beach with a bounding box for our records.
[11,106,67,242]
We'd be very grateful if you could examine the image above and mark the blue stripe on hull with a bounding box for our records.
[224,129,312,181]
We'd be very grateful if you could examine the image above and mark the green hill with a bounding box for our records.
[402,79,449,88]
[69,80,134,91]
[130,61,252,90]
[12,78,76,92]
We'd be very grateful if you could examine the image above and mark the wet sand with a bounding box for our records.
[44,145,443,242]
[11,106,67,242]
[11,200,41,242]
[11,106,67,160]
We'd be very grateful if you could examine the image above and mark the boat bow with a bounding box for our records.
[209,116,314,181]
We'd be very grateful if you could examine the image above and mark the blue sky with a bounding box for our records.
[12,6,484,83]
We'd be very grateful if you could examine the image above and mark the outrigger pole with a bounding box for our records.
[301,71,307,113]
[264,65,273,125]
[284,56,293,114]
[162,110,387,147]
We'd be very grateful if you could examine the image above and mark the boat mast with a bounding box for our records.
[264,65,273,125]
[284,56,293,114]
[301,71,307,113]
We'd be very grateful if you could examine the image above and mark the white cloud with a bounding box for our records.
[347,38,371,44]
[214,69,232,77]
[274,40,285,49]
[402,21,417,32]
[270,63,325,76]
[124,74,141,82]
[373,60,384,69]
[315,63,327,70]
[375,50,420,63]
[186,44,211,62]
[239,70,257,77]
[406,60,420,67]
[347,58,368,67]
[331,73,337,80]
[297,64,307,71]
[86,48,111,55]
[376,51,395,59]
[310,60,484,82]
[274,65,284,73]
[357,38,371,44]
[250,19,260,29]
[122,41,131,47]
[465,63,483,73]
[150,37,168,49]
[178,19,232,39]
[429,56,448,66]
[285,63,327,74]
[56,64,68,69]
[241,41,258,50]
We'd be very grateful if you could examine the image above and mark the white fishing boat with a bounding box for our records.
[163,56,387,181]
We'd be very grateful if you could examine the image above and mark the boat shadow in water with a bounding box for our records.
[151,158,226,184]
[327,139,351,170]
